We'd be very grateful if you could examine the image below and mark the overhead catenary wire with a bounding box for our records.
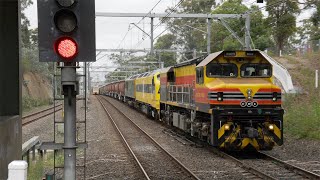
[96,53,110,61]
[135,0,185,48]
[116,0,164,49]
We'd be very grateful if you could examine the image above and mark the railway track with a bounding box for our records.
[156,120,320,179]
[22,104,63,126]
[257,152,320,179]
[97,95,200,180]
[216,150,320,180]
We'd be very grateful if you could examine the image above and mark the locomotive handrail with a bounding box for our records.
[260,51,296,93]
[168,84,192,103]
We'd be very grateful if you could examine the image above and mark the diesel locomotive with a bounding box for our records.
[99,50,284,151]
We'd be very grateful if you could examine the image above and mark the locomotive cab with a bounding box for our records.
[195,51,284,150]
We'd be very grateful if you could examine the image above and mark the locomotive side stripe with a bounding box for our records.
[175,75,195,85]
[160,77,167,84]
[258,88,281,93]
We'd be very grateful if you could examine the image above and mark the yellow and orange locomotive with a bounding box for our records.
[100,50,284,151]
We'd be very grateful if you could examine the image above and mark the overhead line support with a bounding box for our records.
[96,12,251,52]
[96,12,247,19]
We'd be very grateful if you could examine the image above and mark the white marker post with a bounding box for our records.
[8,161,28,180]
[316,70,319,88]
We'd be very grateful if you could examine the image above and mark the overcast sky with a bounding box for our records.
[25,0,311,83]
[25,0,178,50]
[25,0,311,51]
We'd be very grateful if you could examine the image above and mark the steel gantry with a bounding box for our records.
[96,12,252,53]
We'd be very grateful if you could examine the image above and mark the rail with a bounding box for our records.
[97,95,200,180]
[259,151,320,179]
[210,148,275,179]
[22,104,63,126]
[97,96,150,180]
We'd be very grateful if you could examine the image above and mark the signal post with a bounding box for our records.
[37,0,95,179]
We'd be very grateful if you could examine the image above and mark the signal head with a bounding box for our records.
[56,0,75,7]
[54,37,78,60]
[54,9,77,33]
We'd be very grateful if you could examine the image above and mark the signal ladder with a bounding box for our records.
[40,62,89,179]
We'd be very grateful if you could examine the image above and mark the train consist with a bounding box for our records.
[99,50,284,151]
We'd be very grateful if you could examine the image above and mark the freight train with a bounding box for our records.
[99,50,283,151]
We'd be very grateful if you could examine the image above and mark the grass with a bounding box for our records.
[281,54,320,139]
[26,151,64,179]
[22,96,52,114]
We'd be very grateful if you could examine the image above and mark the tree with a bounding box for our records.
[300,0,320,26]
[166,0,217,58]
[266,0,299,55]
[211,0,248,51]
[21,0,33,48]
[20,0,51,78]
[166,0,272,56]
[154,34,177,67]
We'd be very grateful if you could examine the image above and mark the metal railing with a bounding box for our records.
[22,136,41,164]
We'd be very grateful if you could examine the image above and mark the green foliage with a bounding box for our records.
[20,0,51,78]
[22,96,52,113]
[20,0,33,48]
[180,0,216,13]
[284,94,320,139]
[281,55,320,139]
[154,34,177,67]
[166,0,216,58]
[302,0,320,26]
[26,151,63,180]
[166,0,273,55]
[22,47,52,78]
[266,0,299,55]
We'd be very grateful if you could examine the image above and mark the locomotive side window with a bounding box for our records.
[167,71,175,82]
[240,63,272,77]
[206,63,238,77]
[196,67,204,84]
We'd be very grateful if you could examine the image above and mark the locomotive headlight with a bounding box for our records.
[272,92,278,101]
[225,124,230,130]
[268,124,274,130]
[217,92,223,101]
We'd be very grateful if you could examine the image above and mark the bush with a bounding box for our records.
[22,96,52,113]
[282,55,320,139]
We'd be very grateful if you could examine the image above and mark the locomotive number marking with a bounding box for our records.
[195,93,205,98]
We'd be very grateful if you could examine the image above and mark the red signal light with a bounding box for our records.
[55,37,78,60]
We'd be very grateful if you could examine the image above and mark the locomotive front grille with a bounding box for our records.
[218,115,279,122]
[208,92,281,100]
[208,92,245,100]
[254,92,281,100]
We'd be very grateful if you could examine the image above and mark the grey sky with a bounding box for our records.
[25,0,311,51]
[26,0,177,50]
[25,0,311,83]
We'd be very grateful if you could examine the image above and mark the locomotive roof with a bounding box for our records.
[196,51,223,67]
[127,70,160,80]
[196,50,267,67]
[159,67,173,73]
[174,56,205,68]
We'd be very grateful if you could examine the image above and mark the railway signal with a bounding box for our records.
[38,0,96,62]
